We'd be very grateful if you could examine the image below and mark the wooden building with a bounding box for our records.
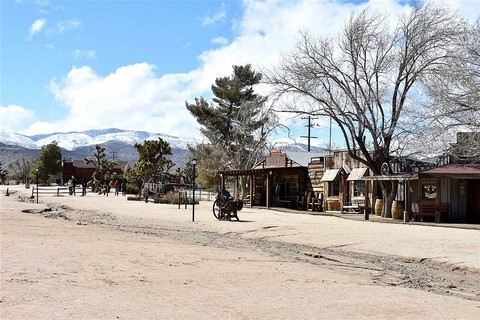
[62,159,130,184]
[218,132,480,224]
[218,151,328,209]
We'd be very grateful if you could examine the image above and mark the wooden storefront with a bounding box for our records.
[218,151,327,209]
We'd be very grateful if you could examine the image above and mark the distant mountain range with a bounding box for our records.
[0,128,324,168]
[0,128,196,168]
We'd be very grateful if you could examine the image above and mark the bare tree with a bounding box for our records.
[418,17,480,161]
[264,2,470,217]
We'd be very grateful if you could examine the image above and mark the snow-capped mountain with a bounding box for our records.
[0,132,38,149]
[0,128,196,151]
[0,128,196,168]
[0,128,325,168]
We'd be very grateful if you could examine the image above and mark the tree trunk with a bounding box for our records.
[380,180,398,218]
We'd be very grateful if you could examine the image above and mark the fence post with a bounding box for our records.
[184,191,187,209]
[57,188,60,196]
[178,192,181,209]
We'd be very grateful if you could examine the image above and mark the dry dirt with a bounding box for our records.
[1,185,479,319]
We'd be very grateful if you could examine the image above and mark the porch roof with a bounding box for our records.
[363,174,418,181]
[419,164,480,179]
[320,169,340,182]
[346,167,368,181]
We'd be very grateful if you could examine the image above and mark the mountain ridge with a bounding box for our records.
[0,128,324,169]
[0,128,196,151]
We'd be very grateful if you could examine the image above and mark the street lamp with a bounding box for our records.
[192,159,197,222]
[35,169,39,204]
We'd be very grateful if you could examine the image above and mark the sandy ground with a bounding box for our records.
[1,185,479,319]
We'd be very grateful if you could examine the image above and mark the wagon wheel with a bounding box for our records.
[212,199,222,220]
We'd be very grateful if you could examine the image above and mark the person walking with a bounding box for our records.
[113,180,120,196]
[121,181,126,196]
[71,176,77,196]
[81,178,87,196]
[67,178,73,195]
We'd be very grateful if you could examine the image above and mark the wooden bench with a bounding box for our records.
[412,202,448,223]
[342,199,365,214]
[244,194,262,206]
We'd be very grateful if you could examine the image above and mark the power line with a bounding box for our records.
[300,116,318,152]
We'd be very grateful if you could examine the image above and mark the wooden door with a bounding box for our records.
[467,180,480,223]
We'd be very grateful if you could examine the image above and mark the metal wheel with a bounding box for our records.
[213,199,221,219]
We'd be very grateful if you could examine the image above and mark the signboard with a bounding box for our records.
[265,154,287,168]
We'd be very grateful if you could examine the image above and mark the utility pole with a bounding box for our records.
[329,117,332,155]
[110,151,117,161]
[301,116,318,152]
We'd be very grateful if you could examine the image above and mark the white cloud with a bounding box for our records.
[35,63,200,137]
[28,18,46,40]
[211,36,229,46]
[73,49,96,60]
[0,105,35,132]
[432,0,480,22]
[201,7,227,26]
[47,19,82,35]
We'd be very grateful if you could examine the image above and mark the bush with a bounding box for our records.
[126,183,139,195]
[159,191,198,205]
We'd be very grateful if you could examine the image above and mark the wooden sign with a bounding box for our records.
[265,154,286,168]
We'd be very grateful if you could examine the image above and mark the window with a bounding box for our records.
[329,179,340,196]
[353,181,365,197]
[255,176,264,195]
[285,178,299,197]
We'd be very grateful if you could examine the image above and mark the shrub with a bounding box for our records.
[126,183,139,195]
[159,191,198,205]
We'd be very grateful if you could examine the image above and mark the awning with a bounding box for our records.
[419,164,480,179]
[363,174,418,181]
[347,167,368,181]
[320,169,340,182]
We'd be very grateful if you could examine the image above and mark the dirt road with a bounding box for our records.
[1,186,479,319]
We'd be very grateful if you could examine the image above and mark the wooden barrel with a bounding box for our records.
[392,200,405,219]
[326,199,341,211]
[375,199,383,216]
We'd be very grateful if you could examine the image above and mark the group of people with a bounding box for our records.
[99,179,126,196]
[68,176,126,197]
[67,176,88,196]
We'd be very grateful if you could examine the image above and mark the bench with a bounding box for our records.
[411,202,448,223]
[244,194,262,206]
[342,199,365,214]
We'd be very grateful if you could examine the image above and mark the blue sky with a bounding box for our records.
[1,0,478,148]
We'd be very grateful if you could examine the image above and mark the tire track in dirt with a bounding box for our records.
[23,204,480,302]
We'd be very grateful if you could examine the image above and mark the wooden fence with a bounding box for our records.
[31,186,80,197]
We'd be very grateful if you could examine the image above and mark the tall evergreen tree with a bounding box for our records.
[186,65,277,178]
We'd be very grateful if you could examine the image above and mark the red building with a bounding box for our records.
[62,159,130,184]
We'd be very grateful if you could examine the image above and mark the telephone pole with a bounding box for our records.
[301,116,318,152]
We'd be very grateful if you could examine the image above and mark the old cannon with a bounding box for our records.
[212,190,243,221]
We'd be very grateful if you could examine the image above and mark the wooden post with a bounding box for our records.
[435,178,441,223]
[364,179,369,220]
[266,173,271,209]
[249,174,254,208]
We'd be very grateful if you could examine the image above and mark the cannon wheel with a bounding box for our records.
[212,199,221,220]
